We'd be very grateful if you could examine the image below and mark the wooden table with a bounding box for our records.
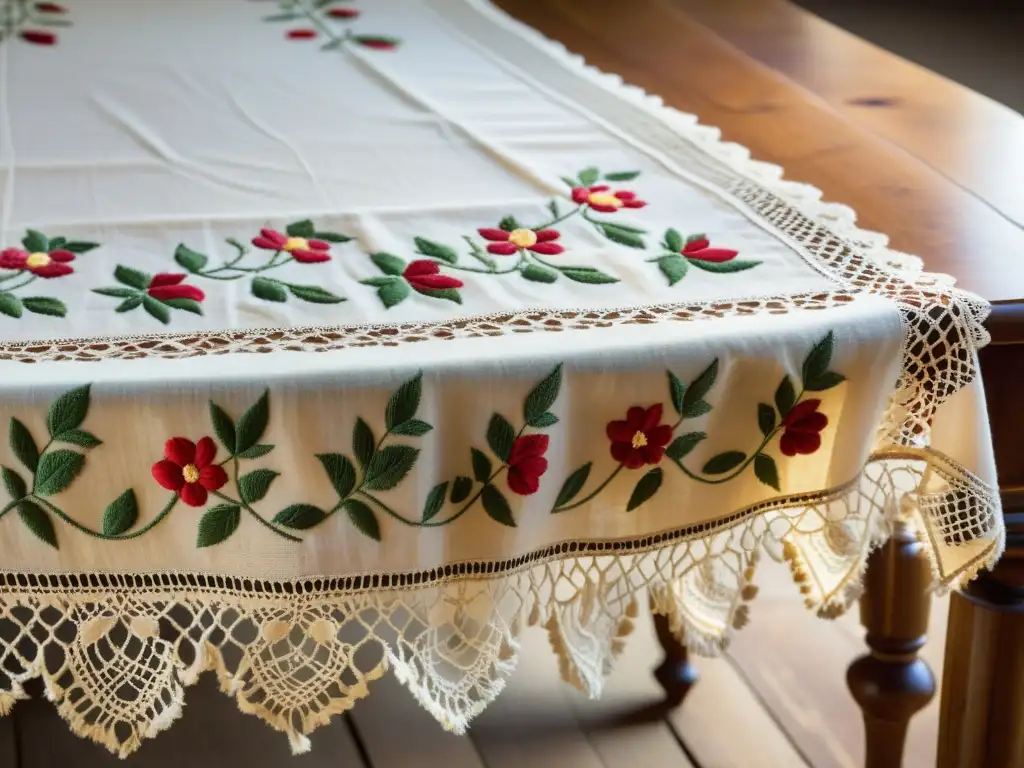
[494,1,1024,766]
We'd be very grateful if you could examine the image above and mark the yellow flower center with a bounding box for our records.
[588,192,623,208]
[182,464,200,484]
[507,228,538,248]
[631,430,648,449]
[284,237,309,252]
[25,252,51,267]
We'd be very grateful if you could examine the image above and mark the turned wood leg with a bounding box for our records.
[652,612,698,708]
[847,521,935,768]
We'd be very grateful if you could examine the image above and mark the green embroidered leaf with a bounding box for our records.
[681,359,718,418]
[10,418,39,472]
[666,432,706,461]
[22,230,48,252]
[317,453,356,499]
[287,284,346,304]
[450,476,473,504]
[0,293,23,318]
[343,498,380,541]
[521,264,558,283]
[47,384,90,439]
[386,372,422,430]
[361,277,397,288]
[578,167,600,186]
[498,216,521,233]
[627,467,663,512]
[377,279,410,308]
[524,364,563,426]
[115,265,150,290]
[142,296,171,324]
[2,467,26,500]
[482,485,516,527]
[174,244,209,273]
[238,444,274,459]
[805,371,846,392]
[422,482,448,522]
[273,504,327,530]
[251,276,288,303]
[471,447,492,483]
[604,170,641,182]
[687,258,761,274]
[18,500,56,548]
[196,504,241,548]
[209,402,236,455]
[34,450,85,497]
[391,419,432,437]
[48,237,67,249]
[235,391,270,456]
[702,451,746,475]
[775,376,796,417]
[63,241,99,253]
[547,200,560,218]
[370,252,406,276]
[686,233,705,244]
[657,255,688,286]
[353,418,375,470]
[102,489,138,536]
[286,219,316,237]
[561,176,580,189]
[486,413,515,462]
[163,298,204,315]
[57,429,101,448]
[239,469,279,504]
[754,454,780,492]
[663,228,684,253]
[597,223,645,250]
[363,445,419,491]
[553,463,591,510]
[314,231,352,243]
[115,297,143,313]
[415,287,462,304]
[758,404,776,437]
[97,288,137,304]
[414,237,458,264]
[530,412,558,428]
[561,266,619,284]
[668,372,685,416]
[801,333,840,390]
[22,297,66,317]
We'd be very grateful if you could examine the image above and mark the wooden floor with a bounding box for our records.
[2,560,949,767]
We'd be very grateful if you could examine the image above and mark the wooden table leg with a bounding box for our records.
[652,613,699,708]
[847,521,935,768]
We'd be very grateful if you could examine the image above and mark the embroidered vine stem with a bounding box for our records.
[552,464,622,514]
[29,494,179,541]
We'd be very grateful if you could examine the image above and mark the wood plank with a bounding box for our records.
[493,0,1024,302]
[671,0,1024,229]
[14,675,367,767]
[348,672,486,768]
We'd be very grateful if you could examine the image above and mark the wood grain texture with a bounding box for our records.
[492,0,1024,302]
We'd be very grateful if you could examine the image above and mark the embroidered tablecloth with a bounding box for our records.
[0,0,1003,757]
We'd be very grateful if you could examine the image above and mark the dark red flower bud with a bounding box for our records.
[20,30,56,45]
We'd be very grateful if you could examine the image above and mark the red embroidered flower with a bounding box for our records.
[327,7,360,18]
[507,434,549,495]
[252,228,332,263]
[34,2,66,12]
[0,247,74,278]
[147,273,205,302]
[287,29,318,40]
[355,36,398,50]
[681,237,739,263]
[607,404,674,469]
[478,228,564,256]
[20,30,56,45]
[152,437,229,507]
[403,260,463,292]
[571,185,646,213]
[779,400,828,457]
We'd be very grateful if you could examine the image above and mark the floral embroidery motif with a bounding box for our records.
[650,229,760,286]
[361,252,464,307]
[572,184,646,214]
[478,228,565,257]
[259,0,400,51]
[0,0,72,47]
[94,267,206,325]
[0,230,97,319]
[152,437,229,507]
[173,219,349,306]
[552,332,845,513]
